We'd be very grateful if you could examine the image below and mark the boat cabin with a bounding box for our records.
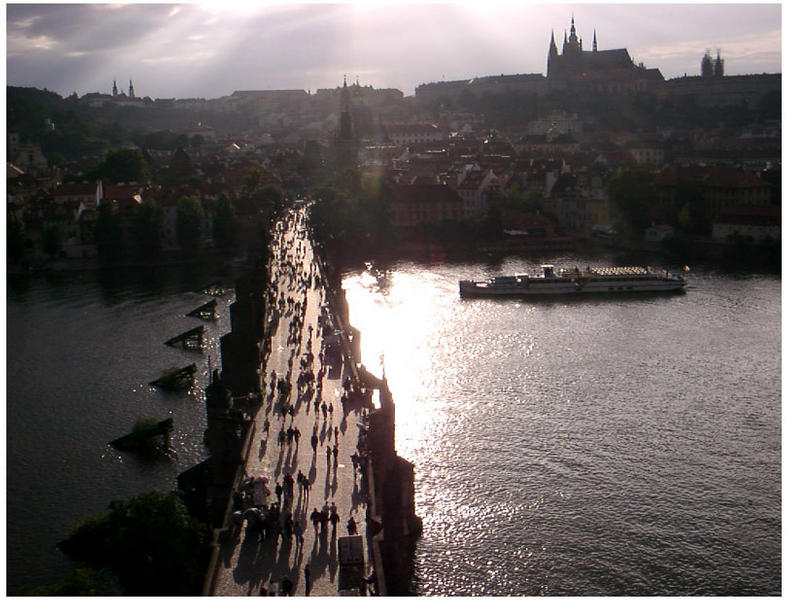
[541,265,556,278]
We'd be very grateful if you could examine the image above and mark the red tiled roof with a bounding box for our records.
[715,204,780,226]
[390,183,461,205]
[104,184,147,200]
[54,182,98,196]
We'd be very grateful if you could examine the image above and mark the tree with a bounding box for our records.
[94,201,124,260]
[132,198,163,258]
[41,224,63,258]
[8,214,26,263]
[605,168,656,235]
[212,194,237,250]
[25,568,120,596]
[89,148,151,184]
[176,195,204,252]
[57,491,209,595]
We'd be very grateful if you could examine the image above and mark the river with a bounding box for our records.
[341,254,780,595]
[6,253,781,595]
[6,263,237,594]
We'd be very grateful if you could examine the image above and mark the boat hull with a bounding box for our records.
[459,276,686,298]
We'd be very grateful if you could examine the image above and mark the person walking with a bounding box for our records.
[304,563,311,596]
[329,509,340,529]
[293,519,303,545]
[275,482,283,504]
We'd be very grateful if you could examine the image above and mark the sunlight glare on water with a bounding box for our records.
[343,268,454,459]
[342,259,780,596]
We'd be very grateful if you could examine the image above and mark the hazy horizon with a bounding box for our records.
[6,3,782,100]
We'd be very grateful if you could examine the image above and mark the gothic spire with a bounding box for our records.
[593,29,597,52]
[549,29,558,55]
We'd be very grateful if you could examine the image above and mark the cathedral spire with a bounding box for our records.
[340,74,350,112]
[549,29,558,56]
[593,29,597,52]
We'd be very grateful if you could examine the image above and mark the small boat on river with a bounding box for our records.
[459,264,687,298]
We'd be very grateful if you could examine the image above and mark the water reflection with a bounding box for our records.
[342,258,780,596]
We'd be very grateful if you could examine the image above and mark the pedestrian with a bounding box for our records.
[347,515,357,535]
[311,432,318,453]
[329,510,340,529]
[332,444,339,461]
[294,519,304,545]
[321,402,327,418]
[310,507,320,531]
[319,510,328,533]
[304,563,311,596]
[326,445,331,466]
[280,577,293,596]
[278,428,286,446]
[294,427,301,445]
[328,403,334,419]
[263,418,270,434]
[334,425,339,440]
[275,482,283,504]
[284,512,294,537]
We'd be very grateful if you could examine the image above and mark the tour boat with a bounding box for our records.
[459,265,687,297]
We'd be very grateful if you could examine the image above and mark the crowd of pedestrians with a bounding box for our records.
[224,207,374,596]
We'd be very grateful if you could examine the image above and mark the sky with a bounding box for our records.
[4,2,782,100]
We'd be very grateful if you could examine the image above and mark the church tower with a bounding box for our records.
[334,76,357,170]
[112,80,118,96]
[701,51,714,77]
[547,30,559,77]
[713,50,724,77]
[128,79,135,98]
[563,15,581,55]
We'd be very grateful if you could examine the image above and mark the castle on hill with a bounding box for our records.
[546,16,664,92]
[414,16,778,109]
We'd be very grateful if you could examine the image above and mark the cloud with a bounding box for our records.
[7,4,177,55]
[5,3,782,99]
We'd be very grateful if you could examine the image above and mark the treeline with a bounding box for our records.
[6,86,258,166]
[605,167,780,267]
[27,491,209,595]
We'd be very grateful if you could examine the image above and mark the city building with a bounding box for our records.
[712,205,780,242]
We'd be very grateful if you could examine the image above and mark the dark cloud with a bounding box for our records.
[8,4,177,53]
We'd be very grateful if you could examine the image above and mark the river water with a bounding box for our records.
[341,254,780,595]
[6,264,237,595]
[6,254,781,595]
